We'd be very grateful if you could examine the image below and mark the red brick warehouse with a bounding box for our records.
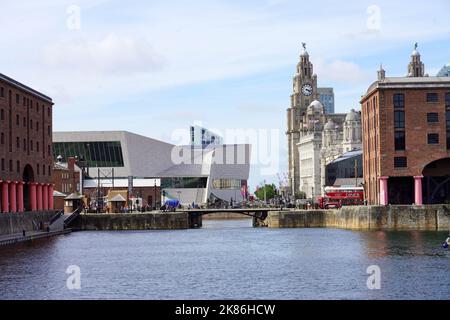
[0,73,54,213]
[361,45,450,205]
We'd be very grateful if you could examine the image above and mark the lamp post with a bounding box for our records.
[154,179,157,211]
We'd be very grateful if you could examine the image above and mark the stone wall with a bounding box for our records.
[0,211,56,235]
[265,205,450,230]
[71,212,190,231]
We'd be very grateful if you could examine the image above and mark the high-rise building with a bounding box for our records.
[190,125,223,148]
[437,62,450,77]
[361,44,450,205]
[318,87,335,114]
[0,73,54,213]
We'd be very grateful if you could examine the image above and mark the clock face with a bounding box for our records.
[302,84,313,96]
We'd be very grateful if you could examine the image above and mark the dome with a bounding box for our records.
[308,100,323,111]
[324,119,336,131]
[345,109,359,121]
[412,50,420,56]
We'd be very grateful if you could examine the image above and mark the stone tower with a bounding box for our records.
[342,109,362,152]
[407,43,425,77]
[287,43,319,193]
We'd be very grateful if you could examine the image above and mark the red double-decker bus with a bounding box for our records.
[317,187,364,209]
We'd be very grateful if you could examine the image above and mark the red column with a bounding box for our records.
[43,184,49,210]
[9,181,17,213]
[414,176,424,206]
[49,184,54,210]
[30,183,37,212]
[37,184,43,211]
[2,181,9,213]
[379,176,389,205]
[17,182,24,212]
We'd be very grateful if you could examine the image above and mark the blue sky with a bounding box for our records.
[2,0,449,190]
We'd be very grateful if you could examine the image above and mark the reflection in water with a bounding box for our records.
[0,220,449,300]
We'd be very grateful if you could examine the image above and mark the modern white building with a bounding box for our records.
[158,144,251,205]
[53,131,250,206]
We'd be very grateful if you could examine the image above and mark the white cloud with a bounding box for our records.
[42,34,165,76]
[314,59,373,84]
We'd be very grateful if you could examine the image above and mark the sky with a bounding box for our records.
[1,0,450,190]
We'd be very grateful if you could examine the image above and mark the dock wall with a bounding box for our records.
[262,205,450,230]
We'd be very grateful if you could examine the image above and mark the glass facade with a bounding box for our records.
[161,177,208,189]
[53,141,124,167]
[212,179,242,190]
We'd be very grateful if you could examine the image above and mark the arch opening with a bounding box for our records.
[422,158,450,204]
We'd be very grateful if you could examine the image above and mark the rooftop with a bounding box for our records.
[363,76,450,100]
[0,73,53,103]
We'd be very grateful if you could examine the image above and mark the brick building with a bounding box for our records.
[361,46,450,205]
[0,73,54,213]
[52,156,82,211]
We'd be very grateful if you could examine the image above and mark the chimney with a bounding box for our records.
[68,157,76,171]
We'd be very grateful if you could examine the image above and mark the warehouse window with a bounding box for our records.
[427,113,439,123]
[427,93,438,103]
[394,111,405,128]
[395,132,405,150]
[393,94,405,109]
[394,157,407,168]
[428,133,439,144]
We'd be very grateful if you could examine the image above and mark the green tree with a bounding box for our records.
[255,184,278,201]
[295,191,307,200]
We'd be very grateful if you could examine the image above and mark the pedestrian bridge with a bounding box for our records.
[177,208,277,220]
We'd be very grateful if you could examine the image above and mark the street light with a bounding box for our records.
[154,179,157,211]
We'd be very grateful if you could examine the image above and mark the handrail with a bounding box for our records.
[63,207,81,228]
[49,210,64,225]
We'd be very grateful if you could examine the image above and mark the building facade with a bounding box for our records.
[52,156,82,210]
[361,45,450,205]
[325,149,363,187]
[286,45,362,198]
[286,44,319,193]
[190,125,223,148]
[318,87,335,114]
[0,73,54,213]
[54,131,250,208]
[296,103,362,199]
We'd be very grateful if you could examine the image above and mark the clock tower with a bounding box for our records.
[286,43,319,193]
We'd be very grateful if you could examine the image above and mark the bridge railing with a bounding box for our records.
[49,210,64,226]
[64,208,82,229]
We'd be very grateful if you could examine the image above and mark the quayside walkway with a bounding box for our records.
[0,210,79,247]
[0,229,71,247]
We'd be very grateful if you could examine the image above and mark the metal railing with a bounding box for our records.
[49,210,64,225]
[63,207,82,229]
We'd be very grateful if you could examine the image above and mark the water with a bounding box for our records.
[0,219,449,300]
